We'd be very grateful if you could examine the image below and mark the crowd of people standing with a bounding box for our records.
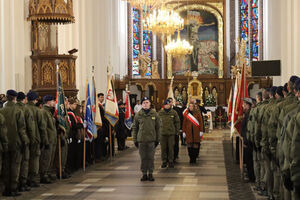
[240,76,300,200]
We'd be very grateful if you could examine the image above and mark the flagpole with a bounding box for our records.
[109,124,112,161]
[55,60,63,180]
[83,129,86,172]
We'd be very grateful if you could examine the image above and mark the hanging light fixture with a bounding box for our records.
[122,0,167,13]
[165,30,193,56]
[143,6,184,35]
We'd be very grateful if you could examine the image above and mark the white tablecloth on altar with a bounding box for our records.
[205,106,228,113]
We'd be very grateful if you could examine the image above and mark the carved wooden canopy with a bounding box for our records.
[28,0,75,24]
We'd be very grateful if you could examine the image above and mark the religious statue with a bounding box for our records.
[138,53,151,78]
[212,87,218,105]
[182,87,187,104]
[204,87,209,101]
[174,88,180,99]
[151,60,160,79]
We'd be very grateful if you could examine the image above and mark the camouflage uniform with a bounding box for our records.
[132,109,160,175]
[0,101,28,192]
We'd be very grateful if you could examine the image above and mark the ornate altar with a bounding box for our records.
[187,72,204,105]
[28,0,77,97]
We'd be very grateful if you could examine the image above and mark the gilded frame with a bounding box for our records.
[167,3,224,78]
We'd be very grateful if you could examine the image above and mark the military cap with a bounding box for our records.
[163,99,171,105]
[251,97,257,104]
[6,89,18,97]
[17,92,26,101]
[295,79,300,91]
[290,76,299,83]
[243,97,252,105]
[283,83,288,93]
[27,91,38,101]
[141,97,150,104]
[43,95,54,103]
[270,86,278,96]
[276,86,284,97]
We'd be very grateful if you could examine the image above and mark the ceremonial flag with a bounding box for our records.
[124,91,133,130]
[227,85,233,126]
[91,76,102,133]
[233,65,248,136]
[84,83,94,141]
[230,77,239,137]
[55,65,67,133]
[104,74,119,127]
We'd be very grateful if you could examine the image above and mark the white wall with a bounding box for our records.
[58,0,128,100]
[0,0,31,93]
[264,0,300,85]
[0,0,128,100]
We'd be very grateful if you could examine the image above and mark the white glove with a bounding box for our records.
[199,132,203,137]
[183,132,186,138]
[69,138,72,143]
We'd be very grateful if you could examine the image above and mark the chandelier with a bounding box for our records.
[122,0,169,12]
[143,7,184,35]
[165,31,193,56]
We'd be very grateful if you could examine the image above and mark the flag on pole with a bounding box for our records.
[167,76,175,104]
[230,77,239,137]
[84,83,94,141]
[104,74,119,127]
[227,85,233,126]
[90,76,101,135]
[55,65,67,133]
[124,91,133,130]
[233,64,249,136]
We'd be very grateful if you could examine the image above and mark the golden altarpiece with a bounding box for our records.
[28,0,78,97]
[123,0,271,110]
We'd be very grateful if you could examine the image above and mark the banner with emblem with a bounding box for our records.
[84,83,94,141]
[104,73,119,127]
[55,65,67,133]
[124,91,133,130]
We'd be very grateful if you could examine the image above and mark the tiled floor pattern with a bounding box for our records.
[1,130,258,200]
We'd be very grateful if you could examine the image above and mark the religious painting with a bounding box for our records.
[172,10,219,76]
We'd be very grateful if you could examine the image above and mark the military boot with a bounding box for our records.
[140,174,148,181]
[148,173,155,181]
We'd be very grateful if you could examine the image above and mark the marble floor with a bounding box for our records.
[2,130,261,200]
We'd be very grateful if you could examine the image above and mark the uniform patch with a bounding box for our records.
[171,115,174,118]
[152,117,155,120]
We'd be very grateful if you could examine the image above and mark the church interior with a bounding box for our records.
[0,0,300,199]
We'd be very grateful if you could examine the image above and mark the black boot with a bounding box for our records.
[191,148,197,163]
[140,174,148,181]
[148,173,155,181]
[188,148,193,163]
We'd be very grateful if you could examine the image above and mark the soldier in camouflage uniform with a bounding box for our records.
[291,81,300,199]
[42,95,57,181]
[254,89,270,196]
[40,95,57,183]
[0,112,7,177]
[249,92,263,191]
[261,87,278,199]
[132,97,160,182]
[158,99,180,168]
[0,90,28,197]
[16,92,33,191]
[26,91,47,187]
[267,86,285,199]
[281,78,300,199]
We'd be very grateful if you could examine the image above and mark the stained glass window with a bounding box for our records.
[132,8,140,76]
[240,0,260,61]
[252,0,259,61]
[240,0,249,58]
[131,8,152,77]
